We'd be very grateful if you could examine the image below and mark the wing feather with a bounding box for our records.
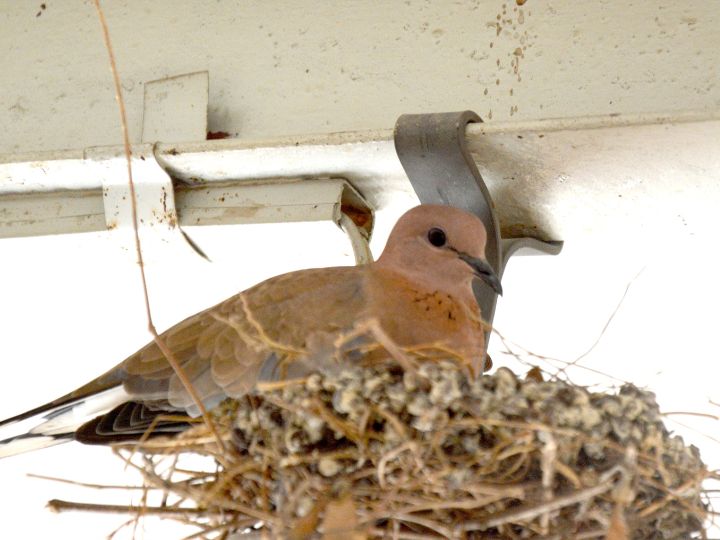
[112,265,367,414]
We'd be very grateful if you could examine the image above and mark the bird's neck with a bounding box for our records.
[373,258,477,308]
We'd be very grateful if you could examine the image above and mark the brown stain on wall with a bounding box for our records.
[483,1,539,120]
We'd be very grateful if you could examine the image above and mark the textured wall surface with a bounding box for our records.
[1,0,718,153]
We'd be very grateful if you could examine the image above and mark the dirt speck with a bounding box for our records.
[510,47,524,82]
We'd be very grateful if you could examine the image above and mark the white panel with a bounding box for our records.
[141,71,209,143]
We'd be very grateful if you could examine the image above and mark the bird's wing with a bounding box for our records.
[0,265,367,452]
[117,265,368,414]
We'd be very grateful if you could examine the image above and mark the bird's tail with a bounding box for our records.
[0,386,127,458]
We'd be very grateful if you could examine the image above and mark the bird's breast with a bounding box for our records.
[365,270,485,356]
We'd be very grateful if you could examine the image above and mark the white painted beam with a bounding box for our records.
[2,114,718,247]
[0,174,370,236]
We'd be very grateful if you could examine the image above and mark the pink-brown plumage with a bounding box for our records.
[0,204,501,455]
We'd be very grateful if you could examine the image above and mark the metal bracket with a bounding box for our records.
[88,145,374,263]
[84,143,181,260]
[84,70,375,264]
[393,111,562,353]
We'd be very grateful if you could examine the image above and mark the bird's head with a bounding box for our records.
[377,205,502,297]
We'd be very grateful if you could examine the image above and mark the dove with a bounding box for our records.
[0,204,502,457]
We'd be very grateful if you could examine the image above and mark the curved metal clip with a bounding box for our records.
[393,111,562,362]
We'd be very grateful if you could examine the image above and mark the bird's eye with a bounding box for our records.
[427,227,447,247]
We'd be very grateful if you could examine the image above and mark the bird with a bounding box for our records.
[0,204,502,457]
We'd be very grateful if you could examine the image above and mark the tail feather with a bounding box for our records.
[0,386,128,458]
[0,433,72,458]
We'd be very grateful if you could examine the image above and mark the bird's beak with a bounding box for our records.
[457,252,503,296]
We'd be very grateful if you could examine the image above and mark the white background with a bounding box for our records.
[0,219,717,538]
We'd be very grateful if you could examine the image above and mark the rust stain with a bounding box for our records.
[485,1,534,120]
[207,131,232,140]
[501,223,551,242]
[341,203,372,231]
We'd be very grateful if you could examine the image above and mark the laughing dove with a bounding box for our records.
[0,204,502,457]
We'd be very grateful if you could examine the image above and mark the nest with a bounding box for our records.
[115,359,710,539]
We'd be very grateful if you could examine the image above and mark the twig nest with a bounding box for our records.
[143,361,710,539]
